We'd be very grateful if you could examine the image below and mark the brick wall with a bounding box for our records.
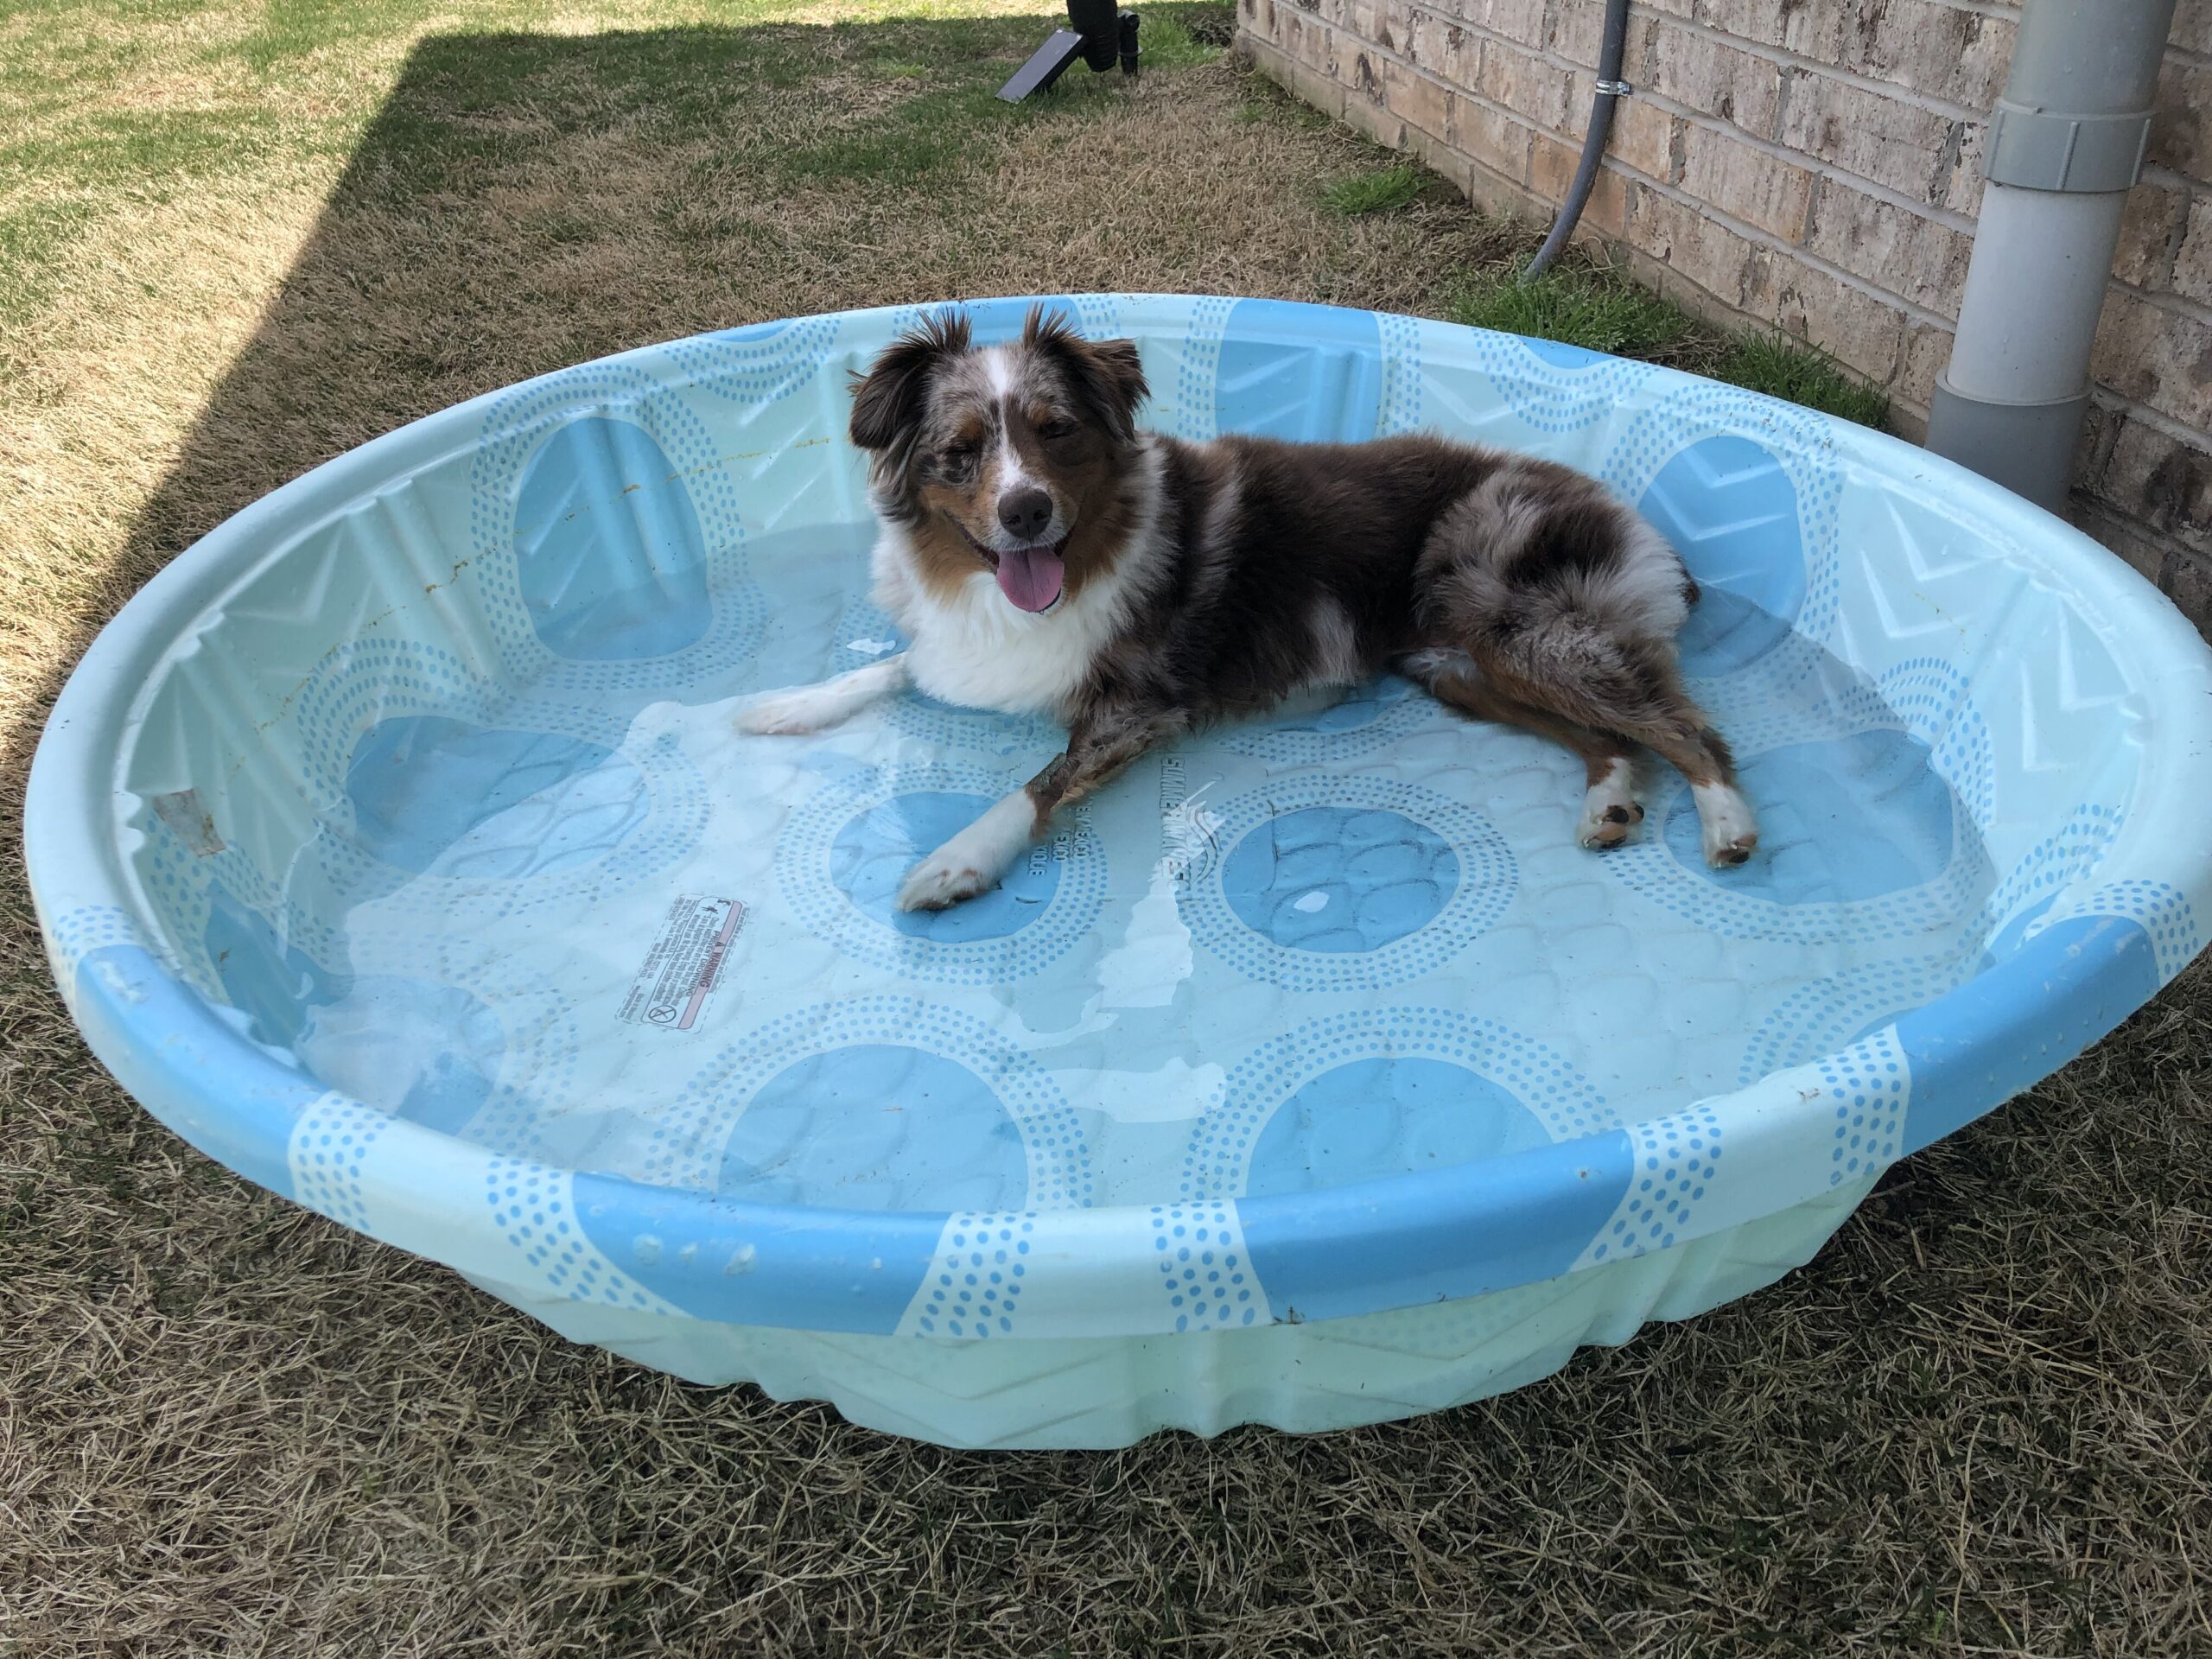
[1238,0,2212,631]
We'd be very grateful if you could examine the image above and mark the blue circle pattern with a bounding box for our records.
[722,1044,1032,1211]
[466,357,765,696]
[1243,1056,1551,1196]
[1604,659,1995,947]
[1182,777,1514,992]
[290,1094,391,1234]
[778,762,1105,986]
[644,998,1090,1208]
[1221,805,1459,953]
[279,641,709,924]
[830,790,1064,943]
[1182,1008,1614,1200]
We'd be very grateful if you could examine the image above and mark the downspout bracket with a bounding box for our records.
[1984,102,2154,194]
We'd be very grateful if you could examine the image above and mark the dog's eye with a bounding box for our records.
[941,442,979,469]
[1037,419,1077,442]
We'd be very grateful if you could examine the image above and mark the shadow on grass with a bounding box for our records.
[8,10,1225,827]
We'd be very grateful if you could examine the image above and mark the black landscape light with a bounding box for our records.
[997,0,1140,101]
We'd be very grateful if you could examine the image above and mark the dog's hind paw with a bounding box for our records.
[1577,759,1643,849]
[1693,782,1759,868]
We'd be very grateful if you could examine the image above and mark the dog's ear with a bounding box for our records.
[849,308,972,452]
[1023,306,1149,444]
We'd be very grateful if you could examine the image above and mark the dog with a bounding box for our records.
[741,305,1758,911]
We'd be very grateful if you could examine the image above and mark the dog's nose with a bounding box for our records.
[996,488,1054,542]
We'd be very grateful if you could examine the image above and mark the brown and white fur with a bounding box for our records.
[742,307,1758,910]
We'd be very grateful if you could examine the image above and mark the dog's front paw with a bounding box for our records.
[897,850,995,912]
[738,688,836,736]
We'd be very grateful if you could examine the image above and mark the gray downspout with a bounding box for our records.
[1523,0,1632,280]
[1924,0,2177,512]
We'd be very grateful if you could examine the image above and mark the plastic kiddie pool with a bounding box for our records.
[29,296,2212,1449]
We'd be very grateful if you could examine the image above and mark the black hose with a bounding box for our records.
[1523,0,1632,280]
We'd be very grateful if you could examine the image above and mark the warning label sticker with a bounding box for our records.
[619,896,746,1032]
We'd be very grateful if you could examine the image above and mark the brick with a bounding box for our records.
[1895,318,1954,412]
[2092,290,2212,431]
[1400,3,1452,76]
[1407,122,1476,195]
[1627,182,1763,308]
[1838,0,2013,112]
[2174,0,2212,57]
[1530,132,1629,235]
[1338,80,1402,147]
[1382,58,1452,142]
[1676,124,1815,240]
[2175,197,2212,308]
[1548,0,1605,69]
[2100,418,2212,554]
[1641,19,1785,138]
[1453,95,1535,183]
[1697,0,1847,59]
[1768,263,1908,383]
[1804,179,1972,315]
[1475,35,1572,135]
[1607,91,1676,178]
[2149,60,2209,176]
[1944,116,1986,218]
[1443,19,1480,84]
[1779,73,1973,209]
[2165,550,2212,638]
[2113,181,2187,291]
[1440,0,1544,48]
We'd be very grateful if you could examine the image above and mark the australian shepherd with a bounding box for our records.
[741,305,1758,910]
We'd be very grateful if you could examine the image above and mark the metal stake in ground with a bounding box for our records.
[998,0,1139,102]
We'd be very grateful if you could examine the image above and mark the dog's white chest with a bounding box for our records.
[870,530,1121,719]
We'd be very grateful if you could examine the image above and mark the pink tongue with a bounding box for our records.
[995,544,1065,613]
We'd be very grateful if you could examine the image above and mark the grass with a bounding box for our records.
[1320,162,1425,217]
[3,2,2208,1654]
[1450,260,1892,428]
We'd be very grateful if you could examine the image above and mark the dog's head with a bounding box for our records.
[849,305,1149,614]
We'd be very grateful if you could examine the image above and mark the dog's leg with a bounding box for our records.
[1403,648,1643,849]
[738,654,910,735]
[899,706,1181,911]
[1483,648,1756,868]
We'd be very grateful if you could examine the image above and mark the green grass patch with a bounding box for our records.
[1446,262,1691,358]
[1320,162,1423,217]
[1717,330,1890,428]
[1444,257,1888,427]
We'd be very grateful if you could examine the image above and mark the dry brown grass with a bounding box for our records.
[3,6,2210,1655]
